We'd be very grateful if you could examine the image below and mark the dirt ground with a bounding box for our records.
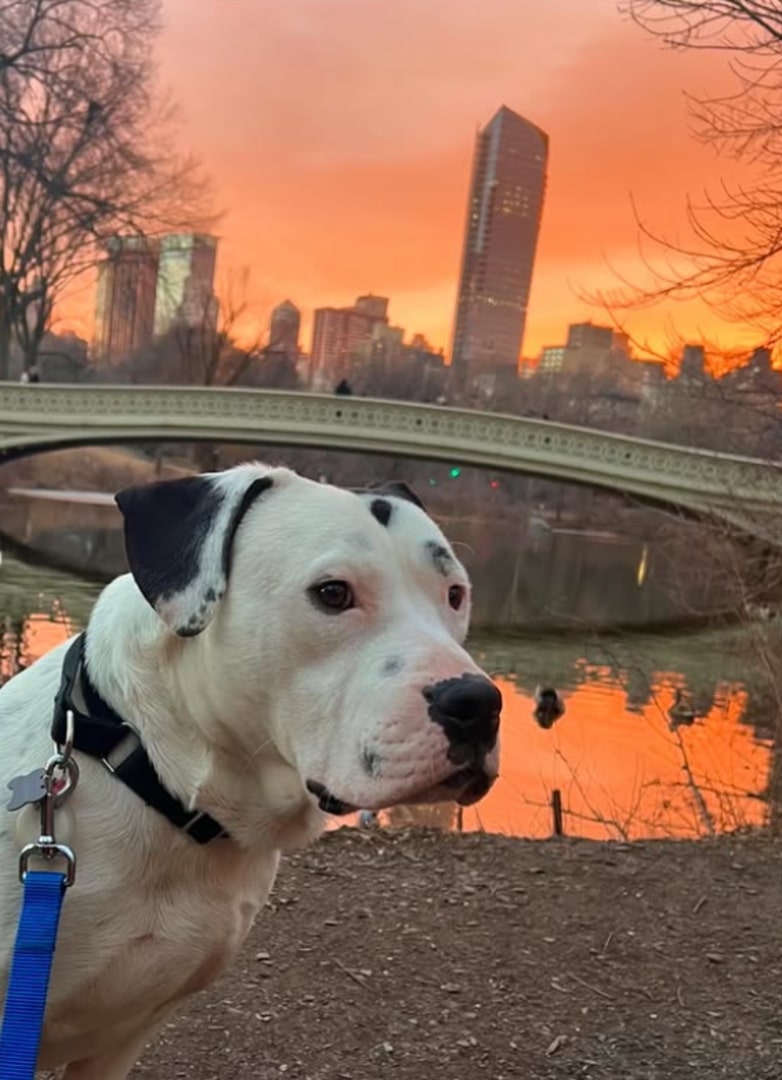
[116,828,782,1080]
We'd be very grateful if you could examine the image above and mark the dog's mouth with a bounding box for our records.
[305,766,495,817]
[305,780,357,816]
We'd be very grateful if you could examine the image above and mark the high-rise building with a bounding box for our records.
[538,345,566,374]
[268,300,301,355]
[153,233,218,337]
[310,295,389,387]
[92,236,160,362]
[540,320,634,391]
[451,106,548,381]
[354,295,389,320]
[364,322,404,369]
[566,322,614,351]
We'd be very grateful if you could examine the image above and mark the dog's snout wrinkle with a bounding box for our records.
[424,673,502,752]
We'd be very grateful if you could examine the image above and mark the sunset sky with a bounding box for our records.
[133,0,760,361]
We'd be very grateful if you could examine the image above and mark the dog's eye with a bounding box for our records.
[311,580,355,613]
[448,585,466,611]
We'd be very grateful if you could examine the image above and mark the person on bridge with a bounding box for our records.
[20,364,40,384]
[334,378,352,396]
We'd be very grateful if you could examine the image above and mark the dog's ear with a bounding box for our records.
[366,480,427,512]
[115,466,276,637]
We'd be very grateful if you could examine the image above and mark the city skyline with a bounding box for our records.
[56,1,763,366]
[141,0,754,362]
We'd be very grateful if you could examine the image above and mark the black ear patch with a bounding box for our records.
[115,476,221,609]
[370,498,393,527]
[115,471,274,636]
[361,480,427,513]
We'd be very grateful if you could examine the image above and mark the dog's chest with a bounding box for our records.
[41,844,280,1062]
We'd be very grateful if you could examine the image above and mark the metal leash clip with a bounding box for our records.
[12,709,79,887]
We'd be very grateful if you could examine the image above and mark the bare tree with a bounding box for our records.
[180,270,267,389]
[0,0,211,376]
[116,268,277,389]
[177,270,259,388]
[611,2,782,350]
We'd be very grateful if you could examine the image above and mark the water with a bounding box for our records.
[0,552,775,841]
[3,480,750,631]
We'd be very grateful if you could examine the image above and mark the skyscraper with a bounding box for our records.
[93,232,220,363]
[153,233,218,337]
[310,295,389,387]
[450,106,548,381]
[268,300,301,355]
[92,236,160,362]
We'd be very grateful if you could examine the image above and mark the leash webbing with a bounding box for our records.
[0,870,67,1080]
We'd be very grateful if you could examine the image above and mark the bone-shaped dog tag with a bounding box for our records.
[6,768,47,811]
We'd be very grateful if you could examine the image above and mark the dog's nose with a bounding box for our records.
[424,673,502,750]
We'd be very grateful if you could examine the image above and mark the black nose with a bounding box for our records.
[424,673,502,756]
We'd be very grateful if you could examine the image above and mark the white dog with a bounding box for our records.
[0,463,502,1078]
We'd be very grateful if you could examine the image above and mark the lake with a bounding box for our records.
[0,550,776,842]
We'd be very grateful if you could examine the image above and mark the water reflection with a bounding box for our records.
[464,670,765,840]
[0,553,775,841]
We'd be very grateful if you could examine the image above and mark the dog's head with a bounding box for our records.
[116,463,501,822]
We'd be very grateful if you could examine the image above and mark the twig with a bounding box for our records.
[569,972,615,1000]
[693,895,708,915]
[333,958,369,990]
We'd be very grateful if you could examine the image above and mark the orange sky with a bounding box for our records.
[75,0,761,361]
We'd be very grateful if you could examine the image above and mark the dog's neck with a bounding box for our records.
[83,575,324,852]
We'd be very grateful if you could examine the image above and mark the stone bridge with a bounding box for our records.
[0,383,779,539]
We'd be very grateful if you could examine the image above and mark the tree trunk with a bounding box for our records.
[0,315,11,381]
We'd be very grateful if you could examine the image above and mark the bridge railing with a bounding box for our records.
[0,384,780,523]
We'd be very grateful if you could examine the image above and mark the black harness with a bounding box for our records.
[51,634,228,844]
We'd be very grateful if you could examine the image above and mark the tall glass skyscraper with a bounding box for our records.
[450,106,548,381]
[153,233,218,337]
[92,233,219,363]
[92,236,159,363]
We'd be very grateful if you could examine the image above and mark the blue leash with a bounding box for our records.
[0,739,79,1080]
[0,871,67,1080]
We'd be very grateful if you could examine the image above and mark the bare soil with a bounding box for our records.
[123,828,782,1080]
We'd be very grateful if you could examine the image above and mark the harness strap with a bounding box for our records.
[51,635,228,845]
[0,871,67,1080]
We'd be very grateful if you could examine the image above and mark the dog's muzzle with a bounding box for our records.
[306,672,502,817]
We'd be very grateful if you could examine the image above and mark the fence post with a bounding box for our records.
[551,789,564,837]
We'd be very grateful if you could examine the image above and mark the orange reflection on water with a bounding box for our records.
[9,608,771,842]
[0,609,76,682]
[460,674,771,840]
[23,611,75,659]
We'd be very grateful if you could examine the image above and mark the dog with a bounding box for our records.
[0,462,502,1078]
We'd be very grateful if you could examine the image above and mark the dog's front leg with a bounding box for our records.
[60,1018,168,1080]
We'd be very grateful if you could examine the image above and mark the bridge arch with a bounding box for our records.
[0,384,778,537]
